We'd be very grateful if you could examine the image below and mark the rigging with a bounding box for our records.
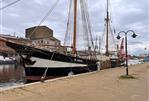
[64,0,73,46]
[0,0,22,10]
[29,0,60,38]
[101,0,117,55]
[64,0,96,59]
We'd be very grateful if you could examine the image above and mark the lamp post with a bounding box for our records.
[116,30,137,75]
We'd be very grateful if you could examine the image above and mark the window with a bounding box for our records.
[41,40,43,43]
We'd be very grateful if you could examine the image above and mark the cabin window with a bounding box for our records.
[41,40,43,43]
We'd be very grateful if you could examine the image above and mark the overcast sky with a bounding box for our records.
[0,0,148,55]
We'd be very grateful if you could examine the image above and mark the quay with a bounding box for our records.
[0,63,148,101]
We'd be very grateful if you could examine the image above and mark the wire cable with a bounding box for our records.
[0,0,22,10]
[64,0,72,46]
[29,0,60,38]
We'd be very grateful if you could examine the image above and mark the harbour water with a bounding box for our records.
[128,59,142,65]
[0,64,25,89]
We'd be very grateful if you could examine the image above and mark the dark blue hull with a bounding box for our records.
[25,65,97,82]
[0,60,17,65]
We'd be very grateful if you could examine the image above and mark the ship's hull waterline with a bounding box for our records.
[24,57,98,82]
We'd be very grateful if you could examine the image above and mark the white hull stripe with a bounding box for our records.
[25,57,87,68]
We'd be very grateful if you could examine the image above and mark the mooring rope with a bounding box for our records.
[40,51,55,82]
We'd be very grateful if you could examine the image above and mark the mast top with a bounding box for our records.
[107,0,109,13]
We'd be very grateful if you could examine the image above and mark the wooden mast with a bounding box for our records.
[72,0,77,56]
[105,0,109,56]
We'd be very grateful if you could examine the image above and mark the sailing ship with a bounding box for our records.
[1,0,98,82]
[100,0,124,67]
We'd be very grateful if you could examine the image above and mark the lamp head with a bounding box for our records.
[116,35,121,39]
[131,33,137,38]
[145,47,146,50]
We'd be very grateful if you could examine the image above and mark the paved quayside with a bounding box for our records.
[0,63,148,101]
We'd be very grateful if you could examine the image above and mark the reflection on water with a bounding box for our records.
[128,59,141,65]
[0,63,25,88]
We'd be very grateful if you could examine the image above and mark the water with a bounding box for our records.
[128,59,142,66]
[0,64,25,89]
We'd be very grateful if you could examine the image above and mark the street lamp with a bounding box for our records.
[116,30,137,75]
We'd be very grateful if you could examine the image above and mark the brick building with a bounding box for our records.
[26,26,53,40]
[26,26,66,53]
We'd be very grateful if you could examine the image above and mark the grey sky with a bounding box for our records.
[0,0,148,55]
